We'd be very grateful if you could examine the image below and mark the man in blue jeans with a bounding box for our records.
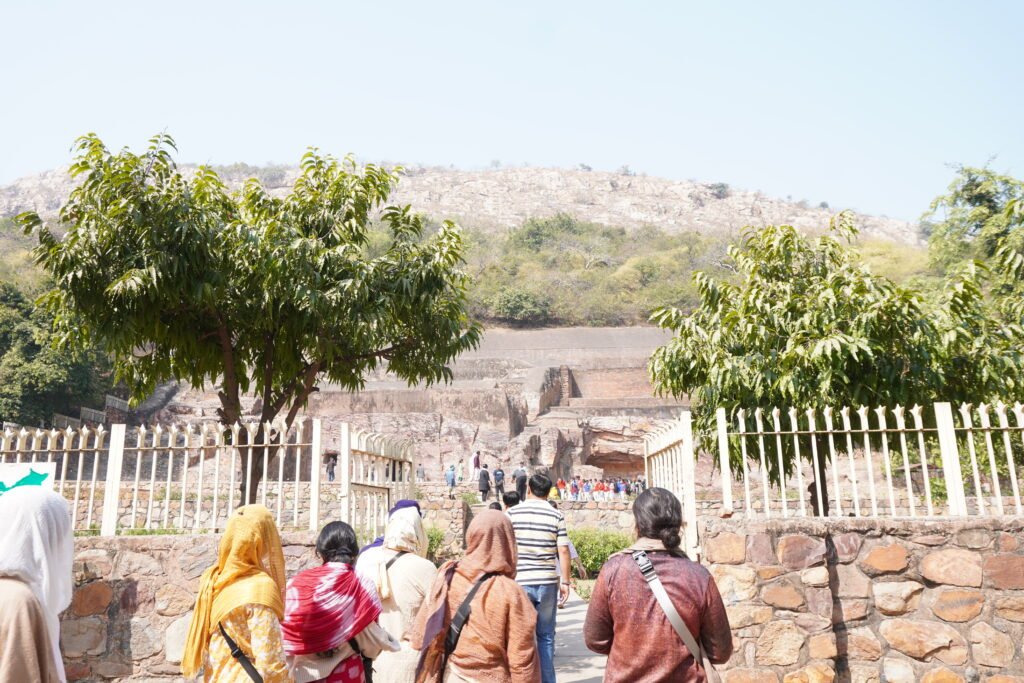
[508,473,571,683]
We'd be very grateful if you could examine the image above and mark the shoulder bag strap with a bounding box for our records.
[385,550,409,571]
[630,551,705,665]
[443,572,497,667]
[218,622,264,683]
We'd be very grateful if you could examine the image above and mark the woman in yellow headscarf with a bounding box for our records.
[181,504,292,682]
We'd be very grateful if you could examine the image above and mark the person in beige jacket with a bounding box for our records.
[357,506,439,683]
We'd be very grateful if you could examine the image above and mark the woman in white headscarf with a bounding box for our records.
[356,506,439,683]
[0,487,75,683]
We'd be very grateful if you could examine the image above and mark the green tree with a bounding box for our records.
[0,283,111,426]
[20,134,480,502]
[649,213,1023,512]
[924,166,1024,269]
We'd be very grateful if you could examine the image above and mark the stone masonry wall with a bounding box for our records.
[703,516,1024,683]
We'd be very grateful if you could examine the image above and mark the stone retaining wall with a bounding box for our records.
[703,516,1024,683]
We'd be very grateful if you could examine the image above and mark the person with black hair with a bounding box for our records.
[478,464,492,502]
[281,521,399,683]
[507,474,570,683]
[513,462,528,501]
[583,487,732,682]
[488,501,503,511]
[502,490,520,510]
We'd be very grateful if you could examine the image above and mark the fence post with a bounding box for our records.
[309,419,322,532]
[100,424,126,537]
[934,402,968,516]
[715,408,733,515]
[339,422,351,524]
[679,411,700,560]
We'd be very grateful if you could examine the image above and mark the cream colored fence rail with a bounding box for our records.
[0,419,414,537]
[646,402,1024,556]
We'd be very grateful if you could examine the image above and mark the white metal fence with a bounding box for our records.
[0,419,414,538]
[646,401,1024,554]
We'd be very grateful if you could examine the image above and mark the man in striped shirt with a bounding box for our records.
[508,473,570,683]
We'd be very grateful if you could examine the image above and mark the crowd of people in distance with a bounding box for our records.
[554,475,646,502]
[0,469,729,683]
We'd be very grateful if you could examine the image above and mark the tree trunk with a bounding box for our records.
[808,442,831,517]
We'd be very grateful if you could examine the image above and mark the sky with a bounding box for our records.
[1,1,1022,221]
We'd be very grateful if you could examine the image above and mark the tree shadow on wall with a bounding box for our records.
[824,533,852,683]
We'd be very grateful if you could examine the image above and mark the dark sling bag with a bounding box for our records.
[218,622,264,683]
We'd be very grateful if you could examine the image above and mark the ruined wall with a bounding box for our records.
[704,517,1024,683]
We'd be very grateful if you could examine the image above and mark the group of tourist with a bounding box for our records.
[0,472,731,683]
[555,475,645,502]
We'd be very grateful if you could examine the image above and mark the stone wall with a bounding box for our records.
[702,516,1024,683]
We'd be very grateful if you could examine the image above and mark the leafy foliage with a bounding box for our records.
[425,525,447,564]
[0,282,111,426]
[568,528,633,576]
[19,133,480,500]
[650,211,1024,483]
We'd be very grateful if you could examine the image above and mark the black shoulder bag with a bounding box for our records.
[218,622,264,683]
[443,572,498,671]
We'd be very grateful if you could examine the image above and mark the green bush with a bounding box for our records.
[569,528,633,577]
[426,525,446,563]
[490,287,551,324]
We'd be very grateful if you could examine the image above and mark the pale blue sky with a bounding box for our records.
[1,1,1021,220]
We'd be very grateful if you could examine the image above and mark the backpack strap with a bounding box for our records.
[443,572,497,670]
[631,551,705,665]
[218,622,264,683]
[385,551,409,572]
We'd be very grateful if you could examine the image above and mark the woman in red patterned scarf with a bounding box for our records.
[282,521,400,683]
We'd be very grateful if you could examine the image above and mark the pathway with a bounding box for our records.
[554,592,606,682]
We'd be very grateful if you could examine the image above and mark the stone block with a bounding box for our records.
[872,581,924,616]
[969,622,1014,668]
[155,583,195,617]
[180,543,218,580]
[801,566,830,587]
[809,633,837,659]
[165,612,193,664]
[849,665,880,683]
[835,564,871,598]
[746,533,776,566]
[996,532,1019,552]
[882,657,916,683]
[834,599,868,623]
[920,548,982,587]
[711,564,758,602]
[755,620,805,666]
[994,596,1024,622]
[706,532,746,564]
[113,551,164,579]
[986,677,1024,683]
[921,668,965,683]
[783,662,836,683]
[983,554,1024,590]
[913,533,949,546]
[777,535,827,570]
[954,527,992,549]
[932,589,985,622]
[757,567,786,581]
[805,587,833,618]
[62,616,107,657]
[860,544,909,574]
[795,614,832,633]
[726,604,773,629]
[879,619,968,665]
[71,581,114,616]
[129,616,163,659]
[74,549,113,583]
[762,582,805,610]
[832,532,863,563]
[847,626,883,661]
[723,670,779,683]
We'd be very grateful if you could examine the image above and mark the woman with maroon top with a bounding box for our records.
[583,487,733,682]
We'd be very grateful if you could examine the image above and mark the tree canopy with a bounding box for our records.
[650,211,1024,485]
[19,134,480,498]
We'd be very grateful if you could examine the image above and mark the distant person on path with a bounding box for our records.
[416,462,426,481]
[357,508,438,683]
[445,464,457,499]
[514,462,529,501]
[326,453,337,482]
[502,490,520,510]
[472,450,481,480]
[478,464,492,502]
[182,504,291,683]
[409,509,540,682]
[283,521,399,683]
[493,465,506,498]
[508,474,570,683]
[556,477,567,500]
[0,488,74,683]
[583,487,733,682]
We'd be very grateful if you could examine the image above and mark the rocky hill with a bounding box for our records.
[0,164,921,244]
